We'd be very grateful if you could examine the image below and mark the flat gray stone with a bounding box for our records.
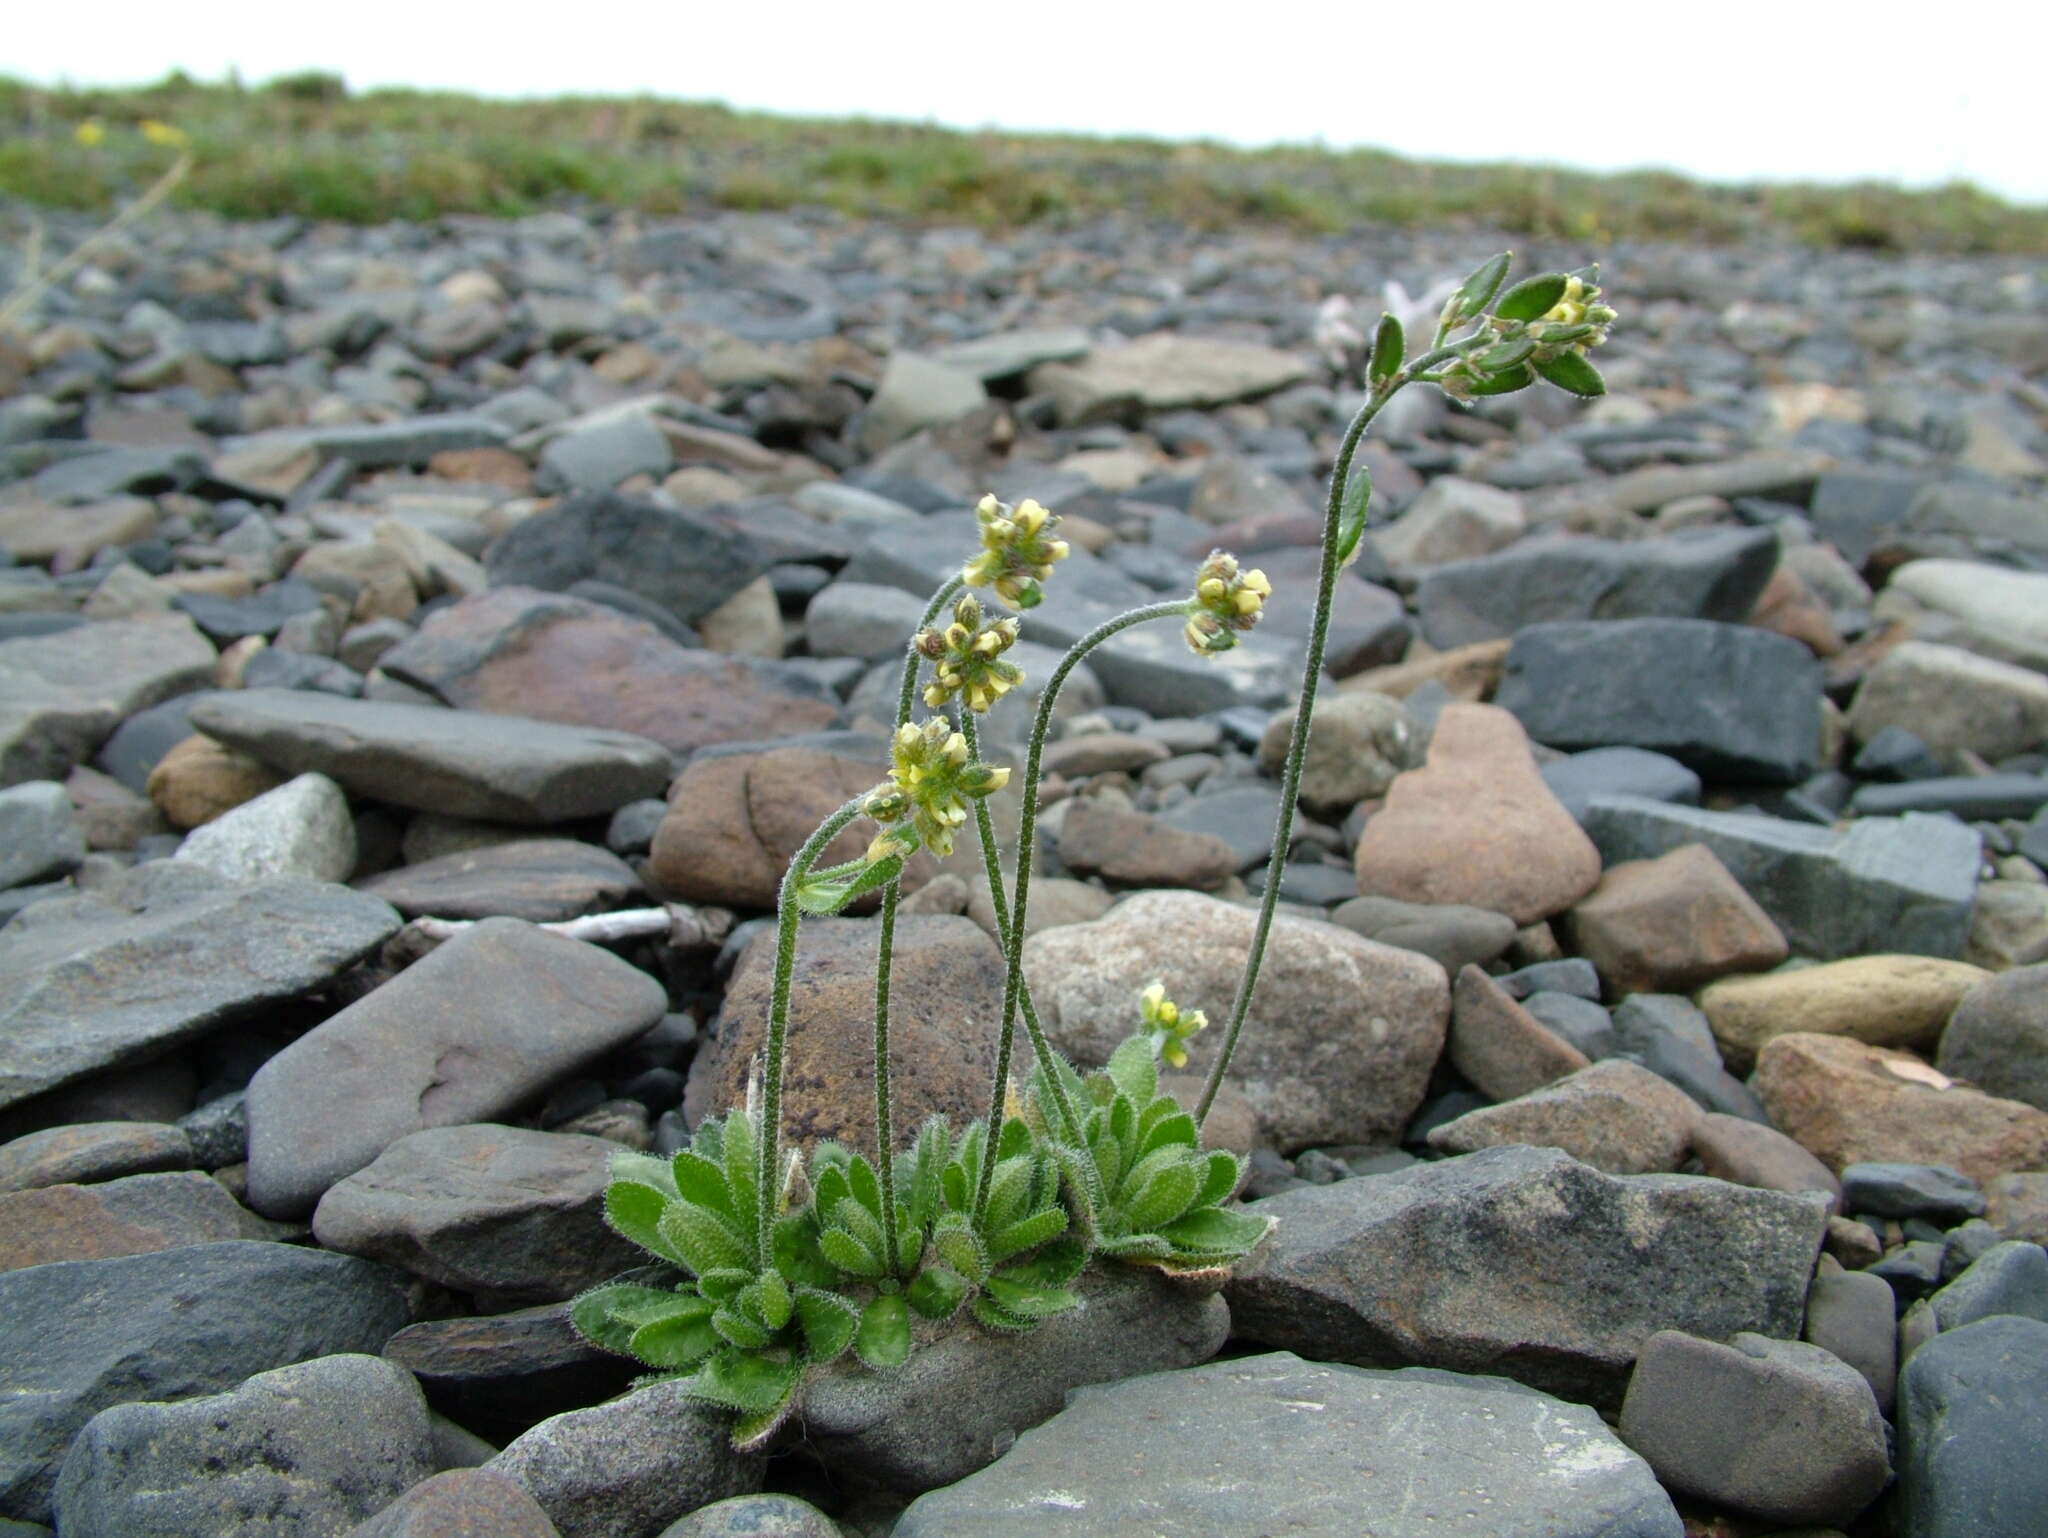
[1929,1239,2048,1331]
[1227,1145,1828,1408]
[1896,1315,2048,1538]
[172,771,356,884]
[1540,746,1701,823]
[229,414,511,471]
[1580,793,1980,960]
[346,1468,562,1538]
[356,839,642,922]
[0,1242,414,1525]
[0,1122,192,1193]
[190,690,672,825]
[930,325,1091,381]
[54,1353,434,1538]
[539,412,673,493]
[895,1351,1680,1538]
[1938,963,2048,1112]
[246,917,667,1217]
[0,864,400,1111]
[0,780,84,888]
[0,616,216,786]
[858,352,988,453]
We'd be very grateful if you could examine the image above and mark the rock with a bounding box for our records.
[1327,895,1518,973]
[1965,880,2048,971]
[1564,843,1787,995]
[382,1306,636,1438]
[0,781,84,888]
[1805,1267,1899,1413]
[190,690,672,825]
[0,1172,247,1272]
[1690,1112,1841,1206]
[483,490,771,631]
[930,325,1091,381]
[1338,637,1511,705]
[1850,773,2048,821]
[172,771,356,883]
[1055,797,1236,890]
[293,542,421,624]
[0,615,217,786]
[1227,1145,1827,1408]
[485,1381,761,1538]
[174,580,328,645]
[1153,782,1284,872]
[693,575,786,659]
[688,915,1001,1157]
[963,872,1111,941]
[1446,964,1590,1102]
[1498,619,1823,784]
[1984,1172,2048,1243]
[1752,1033,2048,1186]
[0,1241,414,1525]
[1939,963,2048,1110]
[246,917,667,1217]
[0,1121,192,1192]
[1882,558,2048,672]
[53,1354,434,1538]
[802,581,932,661]
[1847,640,2048,770]
[859,352,989,452]
[357,839,642,922]
[656,1494,838,1538]
[1411,527,1779,649]
[1027,335,1310,423]
[1538,450,1829,523]
[1895,1316,2048,1538]
[539,412,674,493]
[0,495,158,564]
[1427,1060,1702,1174]
[1698,955,1989,1073]
[0,864,399,1112]
[1581,795,1981,960]
[1023,889,1448,1152]
[347,1468,562,1538]
[65,762,169,850]
[1617,1330,1888,1527]
[1369,476,1526,570]
[894,1350,1680,1538]
[1351,703,1601,924]
[1929,1239,2048,1331]
[1540,746,1703,822]
[1840,1161,1986,1224]
[313,1125,645,1306]
[1255,690,1418,817]
[801,1262,1228,1495]
[146,733,288,828]
[1521,991,1616,1059]
[1038,730,1171,779]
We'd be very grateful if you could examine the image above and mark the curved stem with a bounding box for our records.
[760,795,868,1262]
[1193,352,1457,1125]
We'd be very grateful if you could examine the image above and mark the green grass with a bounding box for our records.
[3,72,2043,253]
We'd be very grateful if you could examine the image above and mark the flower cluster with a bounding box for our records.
[1183,550,1271,655]
[961,496,1069,610]
[1438,267,1616,402]
[917,593,1025,714]
[864,717,1011,861]
[1139,982,1208,1070]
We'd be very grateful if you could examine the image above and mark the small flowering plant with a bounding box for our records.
[576,252,1615,1445]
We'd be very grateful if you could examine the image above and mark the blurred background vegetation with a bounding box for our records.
[4,71,2043,252]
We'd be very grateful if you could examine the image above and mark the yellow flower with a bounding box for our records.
[917,592,1025,714]
[1139,981,1207,1069]
[864,716,1012,859]
[961,495,1069,610]
[1183,550,1271,655]
[74,119,106,148]
[140,120,190,149]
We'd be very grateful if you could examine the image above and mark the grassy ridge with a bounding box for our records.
[2,72,2042,253]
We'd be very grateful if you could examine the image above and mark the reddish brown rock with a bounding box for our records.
[1352,702,1601,924]
[0,1172,246,1272]
[1056,797,1236,891]
[358,839,642,922]
[1753,1033,2048,1186]
[1691,1111,1844,1210]
[1448,963,1590,1102]
[1426,1059,1701,1174]
[1565,842,1788,996]
[1748,562,1844,657]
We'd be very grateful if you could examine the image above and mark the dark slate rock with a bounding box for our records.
[1327,894,1519,973]
[1850,773,2048,820]
[655,1493,838,1538]
[1154,781,1285,871]
[1871,1241,1947,1304]
[1611,994,1767,1122]
[1809,470,1929,567]
[0,1242,414,1525]
[1929,1239,2048,1331]
[1499,619,1822,784]
[1522,992,1617,1059]
[0,1121,192,1192]
[1805,1268,1899,1414]
[0,864,400,1111]
[604,799,668,856]
[484,490,771,629]
[0,616,217,786]
[0,1171,247,1271]
[536,414,673,494]
[173,577,326,643]
[1412,527,1780,649]
[1895,1315,2048,1538]
[92,691,220,793]
[347,1468,562,1538]
[240,647,365,696]
[382,1305,637,1436]
[1580,794,1980,960]
[894,1351,1680,1538]
[177,1091,247,1169]
[33,446,205,504]
[1496,957,1602,1002]
[1227,1145,1826,1408]
[237,415,511,471]
[1840,1162,1987,1224]
[53,1353,434,1538]
[356,839,642,923]
[0,781,84,889]
[1540,746,1701,822]
[1939,963,2048,1113]
[1853,725,1948,782]
[246,917,667,1217]
[190,690,672,824]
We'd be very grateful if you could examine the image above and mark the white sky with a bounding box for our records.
[13,1,2046,204]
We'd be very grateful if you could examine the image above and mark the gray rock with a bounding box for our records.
[347,1468,562,1538]
[0,864,399,1111]
[1895,1315,2048,1538]
[178,1092,248,1169]
[802,1262,1228,1495]
[1610,994,1767,1121]
[190,690,672,825]
[895,1351,1680,1538]
[1227,1145,1828,1407]
[1255,689,1418,815]
[930,325,1091,381]
[656,1494,838,1538]
[1155,781,1285,872]
[486,1381,761,1538]
[54,1354,434,1538]
[1027,334,1310,422]
[1851,773,2048,820]
[1426,1059,1701,1174]
[1581,794,1980,960]
[0,782,84,889]
[312,1125,646,1306]
[1370,475,1526,570]
[1617,1329,1889,1527]
[1883,558,2048,673]
[1499,619,1822,784]
[858,353,988,453]
[0,1121,192,1192]
[381,1306,637,1437]
[33,445,205,504]
[1055,797,1237,890]
[357,839,642,923]
[174,579,328,644]
[0,616,216,785]
[1929,1239,2048,1331]
[803,581,932,661]
[1847,640,2048,771]
[1939,963,2048,1113]
[1521,991,1616,1058]
[92,691,218,793]
[0,1242,414,1524]
[1805,1267,1899,1413]
[538,413,673,493]
[246,917,667,1217]
[1840,1162,1986,1224]
[1690,1112,1840,1204]
[1540,746,1702,823]
[172,771,356,883]
[1412,527,1779,649]
[0,1171,248,1272]
[1327,894,1519,973]
[234,414,510,471]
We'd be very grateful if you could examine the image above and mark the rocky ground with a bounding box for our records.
[1,201,2047,1538]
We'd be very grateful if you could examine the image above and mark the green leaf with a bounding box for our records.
[569,1283,680,1356]
[971,1294,1041,1334]
[904,1118,950,1228]
[831,1195,886,1257]
[855,1293,912,1369]
[794,853,902,914]
[1449,252,1512,324]
[689,1118,724,1165]
[627,1299,720,1369]
[1193,1149,1243,1209]
[1469,364,1534,396]
[609,1150,679,1198]
[907,1264,971,1320]
[931,1213,989,1283]
[1139,1110,1197,1158]
[812,1164,851,1220]
[998,1236,1087,1288]
[1493,273,1568,323]
[1477,336,1535,373]
[940,1160,969,1213]
[771,1211,839,1289]
[747,1269,792,1331]
[987,1204,1068,1263]
[711,1304,772,1350]
[1106,1094,1137,1167]
[722,1112,759,1241]
[685,1348,803,1414]
[669,1151,733,1219]
[794,1287,859,1361]
[603,1181,683,1265]
[1334,460,1374,571]
[1097,1232,1175,1262]
[1049,1142,1103,1239]
[1534,350,1606,397]
[696,1268,751,1304]
[1125,1160,1201,1234]
[1369,312,1405,388]
[984,1156,1032,1233]
[818,1226,883,1279]
[1159,1205,1276,1258]
[983,1275,1080,1319]
[847,1156,883,1221]
[1106,1035,1158,1105]
[996,1116,1034,1162]
[658,1202,753,1277]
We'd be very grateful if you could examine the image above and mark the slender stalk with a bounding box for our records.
[760,796,868,1262]
[1195,343,1466,1124]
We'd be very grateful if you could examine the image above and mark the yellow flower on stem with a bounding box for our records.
[1183,550,1271,655]
[917,592,1025,714]
[1138,981,1208,1069]
[961,495,1069,610]
[863,716,1012,859]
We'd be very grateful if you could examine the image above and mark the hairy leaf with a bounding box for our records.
[669,1151,733,1220]
[1449,252,1513,324]
[907,1264,971,1321]
[711,1304,772,1350]
[971,1294,1040,1334]
[987,1204,1068,1263]
[1369,311,1405,387]
[818,1226,883,1279]
[685,1348,802,1415]
[931,1213,989,1283]
[998,1236,1088,1288]
[696,1267,751,1304]
[856,1293,912,1370]
[847,1155,883,1220]
[604,1181,682,1266]
[1106,1035,1157,1105]
[1160,1205,1276,1258]
[722,1113,759,1241]
[627,1298,720,1369]
[983,1275,1080,1319]
[1493,272,1570,322]
[772,1211,839,1289]
[1470,363,1534,396]
[1125,1159,1201,1234]
[609,1150,679,1198]
[1097,1231,1175,1262]
[658,1202,752,1277]
[748,1269,793,1331]
[1193,1149,1243,1210]
[569,1283,678,1356]
[1534,350,1606,397]
[795,1287,859,1362]
[1334,460,1374,572]
[1139,1110,1198,1159]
